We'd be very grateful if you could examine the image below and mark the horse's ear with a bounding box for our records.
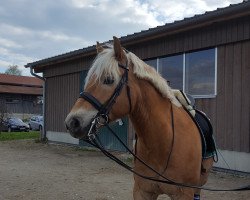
[113,36,124,61]
[96,41,104,53]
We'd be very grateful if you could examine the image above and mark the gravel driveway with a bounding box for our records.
[0,140,249,200]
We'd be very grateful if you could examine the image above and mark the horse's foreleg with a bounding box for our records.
[170,188,194,200]
[133,183,158,200]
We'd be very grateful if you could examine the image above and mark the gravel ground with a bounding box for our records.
[0,140,249,200]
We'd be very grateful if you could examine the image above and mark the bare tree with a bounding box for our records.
[5,65,22,76]
[0,99,7,133]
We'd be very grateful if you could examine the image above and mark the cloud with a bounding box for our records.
[0,0,244,75]
[0,46,35,75]
[0,37,22,48]
[0,23,91,73]
[0,60,11,68]
[140,0,243,23]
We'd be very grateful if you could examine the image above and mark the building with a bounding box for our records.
[0,74,43,119]
[26,2,250,172]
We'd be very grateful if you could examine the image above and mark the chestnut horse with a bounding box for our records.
[65,37,214,200]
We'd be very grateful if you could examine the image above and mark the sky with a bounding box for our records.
[0,0,243,76]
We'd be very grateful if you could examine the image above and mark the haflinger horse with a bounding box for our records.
[65,36,214,200]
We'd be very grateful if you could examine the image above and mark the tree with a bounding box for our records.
[0,99,7,133]
[5,65,22,76]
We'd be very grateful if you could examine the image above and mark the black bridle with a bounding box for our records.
[78,59,250,192]
[79,62,131,139]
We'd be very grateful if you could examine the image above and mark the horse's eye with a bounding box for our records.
[103,77,114,85]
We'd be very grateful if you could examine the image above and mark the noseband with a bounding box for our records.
[79,61,132,139]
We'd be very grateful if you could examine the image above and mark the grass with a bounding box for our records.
[0,131,40,141]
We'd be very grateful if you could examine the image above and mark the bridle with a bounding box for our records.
[79,61,132,140]
[77,54,250,192]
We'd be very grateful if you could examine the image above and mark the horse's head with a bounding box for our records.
[65,36,180,139]
[65,37,135,139]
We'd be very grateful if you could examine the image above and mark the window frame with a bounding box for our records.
[183,48,217,98]
[145,48,217,99]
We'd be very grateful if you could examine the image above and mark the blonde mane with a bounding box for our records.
[127,52,181,107]
[85,47,181,107]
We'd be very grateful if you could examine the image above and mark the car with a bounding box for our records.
[1,117,30,132]
[29,116,43,131]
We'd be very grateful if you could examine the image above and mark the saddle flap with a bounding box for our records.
[194,110,216,159]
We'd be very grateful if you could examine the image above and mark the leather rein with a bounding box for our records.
[79,60,250,192]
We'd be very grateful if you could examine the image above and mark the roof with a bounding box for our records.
[0,74,43,95]
[0,74,43,87]
[0,85,43,95]
[26,1,250,71]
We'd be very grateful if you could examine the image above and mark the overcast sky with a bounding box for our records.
[0,0,243,76]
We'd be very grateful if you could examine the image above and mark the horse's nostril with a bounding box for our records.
[70,117,80,129]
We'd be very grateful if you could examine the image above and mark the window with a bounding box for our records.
[185,49,216,97]
[145,59,157,70]
[158,54,183,90]
[144,48,217,98]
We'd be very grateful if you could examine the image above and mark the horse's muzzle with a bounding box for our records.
[65,116,88,139]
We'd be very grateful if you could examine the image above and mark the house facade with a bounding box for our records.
[26,2,250,172]
[0,74,43,119]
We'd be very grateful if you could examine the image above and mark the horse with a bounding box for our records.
[65,36,214,200]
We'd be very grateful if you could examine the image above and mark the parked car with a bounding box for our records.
[1,117,30,132]
[29,116,43,131]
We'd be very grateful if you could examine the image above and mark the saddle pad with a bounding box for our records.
[194,110,217,159]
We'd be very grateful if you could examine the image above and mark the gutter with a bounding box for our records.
[30,67,47,141]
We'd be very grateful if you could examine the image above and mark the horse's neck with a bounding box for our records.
[130,80,175,162]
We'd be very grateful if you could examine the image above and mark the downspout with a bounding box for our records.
[30,67,47,141]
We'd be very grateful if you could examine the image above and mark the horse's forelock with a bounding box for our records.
[84,48,122,89]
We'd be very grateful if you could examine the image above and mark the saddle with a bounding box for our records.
[173,90,217,159]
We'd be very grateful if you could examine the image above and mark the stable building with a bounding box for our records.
[0,74,43,119]
[26,1,250,173]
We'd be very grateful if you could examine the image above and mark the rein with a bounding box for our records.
[85,125,250,192]
[79,60,250,192]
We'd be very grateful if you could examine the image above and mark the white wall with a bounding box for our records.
[46,131,79,145]
[213,149,250,173]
